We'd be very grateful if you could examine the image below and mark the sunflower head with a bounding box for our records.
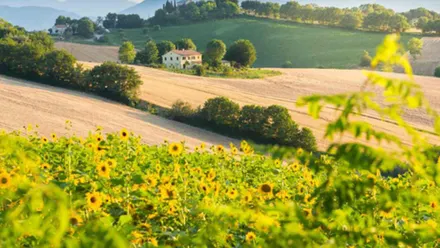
[41,136,48,143]
[51,133,57,140]
[0,172,11,189]
[40,163,51,170]
[120,129,129,141]
[215,145,225,153]
[431,201,437,209]
[96,134,104,143]
[105,159,117,168]
[227,188,238,199]
[258,182,273,195]
[231,147,238,155]
[86,192,102,211]
[199,182,210,194]
[168,142,183,156]
[147,237,158,247]
[245,232,256,243]
[69,212,83,226]
[96,163,110,178]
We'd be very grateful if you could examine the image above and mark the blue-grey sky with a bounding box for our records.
[0,0,438,16]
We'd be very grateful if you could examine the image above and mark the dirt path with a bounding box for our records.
[0,75,238,148]
[81,62,440,150]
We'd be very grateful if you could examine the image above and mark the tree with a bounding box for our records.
[339,13,363,29]
[435,67,440,78]
[262,105,300,145]
[202,97,240,127]
[416,16,430,32]
[225,39,257,67]
[41,50,79,86]
[216,2,240,18]
[407,38,423,59]
[116,14,144,29]
[55,16,71,25]
[280,1,301,20]
[239,105,266,135]
[205,39,226,67]
[297,127,317,151]
[86,62,143,103]
[103,13,118,29]
[157,40,176,60]
[77,17,95,38]
[360,50,372,67]
[175,38,197,50]
[389,14,410,32]
[135,40,159,65]
[119,41,136,64]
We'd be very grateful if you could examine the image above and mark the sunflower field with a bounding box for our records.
[2,35,440,247]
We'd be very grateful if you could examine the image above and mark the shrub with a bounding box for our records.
[360,50,372,67]
[239,105,266,134]
[95,36,109,43]
[135,40,159,65]
[194,64,206,76]
[408,38,423,59]
[41,49,82,87]
[201,97,240,127]
[205,39,227,67]
[282,61,293,68]
[86,62,143,104]
[435,66,440,78]
[262,105,300,146]
[118,41,136,64]
[168,100,197,121]
[296,127,317,151]
[225,39,257,68]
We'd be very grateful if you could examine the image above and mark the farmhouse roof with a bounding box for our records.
[170,49,201,56]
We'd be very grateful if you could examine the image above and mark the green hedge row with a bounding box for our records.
[168,97,317,151]
[0,23,142,104]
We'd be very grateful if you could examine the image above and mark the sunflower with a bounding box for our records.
[245,232,256,243]
[40,163,51,170]
[215,145,225,153]
[147,237,158,247]
[69,212,83,226]
[195,146,200,152]
[51,133,57,141]
[0,172,11,189]
[168,142,184,156]
[140,223,152,234]
[276,190,289,200]
[199,182,210,194]
[95,134,104,143]
[200,143,206,150]
[41,136,48,143]
[303,208,312,218]
[296,148,304,156]
[289,162,301,172]
[96,163,110,178]
[226,234,234,242]
[231,147,238,155]
[274,159,281,166]
[105,158,117,168]
[430,201,437,209]
[86,192,102,211]
[146,174,158,187]
[258,182,273,195]
[206,169,216,181]
[120,129,129,141]
[242,191,253,203]
[160,185,177,201]
[95,145,106,154]
[227,188,238,199]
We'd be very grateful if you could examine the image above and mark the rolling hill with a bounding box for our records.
[0,75,237,148]
[104,17,417,68]
[0,5,79,31]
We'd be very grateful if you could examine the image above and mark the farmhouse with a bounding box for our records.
[162,49,202,69]
[50,24,68,35]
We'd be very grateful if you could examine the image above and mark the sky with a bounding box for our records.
[0,0,439,17]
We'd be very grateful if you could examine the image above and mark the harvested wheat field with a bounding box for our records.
[409,37,440,76]
[81,62,440,150]
[55,42,119,63]
[0,75,238,148]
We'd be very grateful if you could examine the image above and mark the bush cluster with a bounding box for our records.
[168,97,317,151]
[0,22,143,104]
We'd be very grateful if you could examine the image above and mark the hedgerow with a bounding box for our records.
[168,97,318,151]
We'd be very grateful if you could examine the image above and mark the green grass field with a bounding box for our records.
[105,17,417,69]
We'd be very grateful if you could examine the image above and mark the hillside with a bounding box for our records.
[408,37,440,76]
[104,18,417,68]
[80,60,440,150]
[0,75,237,148]
[0,6,79,31]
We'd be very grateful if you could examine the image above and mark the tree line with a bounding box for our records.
[0,18,142,104]
[169,97,317,151]
[150,0,240,26]
[241,1,440,32]
[119,37,257,68]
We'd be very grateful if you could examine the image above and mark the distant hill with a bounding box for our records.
[120,0,166,18]
[0,6,79,31]
[122,0,440,18]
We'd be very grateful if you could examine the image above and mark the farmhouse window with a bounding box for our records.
[164,57,167,61]
[177,57,179,60]
[170,57,173,61]
[183,57,186,60]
